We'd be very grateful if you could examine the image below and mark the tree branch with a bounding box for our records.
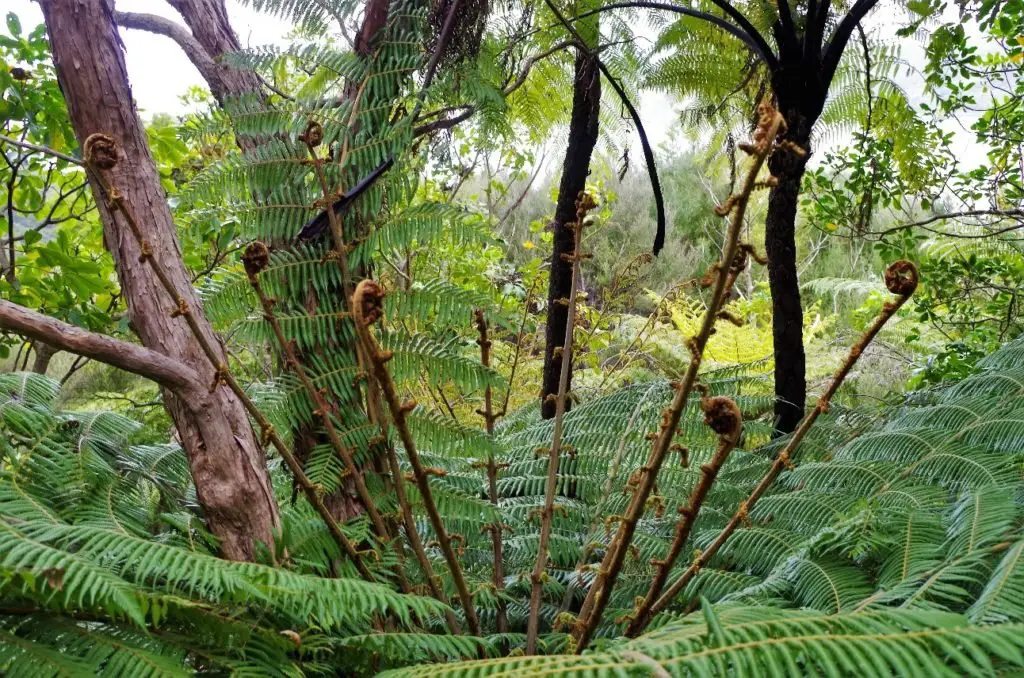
[805,0,832,63]
[113,11,219,86]
[868,208,1024,240]
[775,0,797,48]
[706,0,778,68]
[597,60,666,254]
[0,133,82,166]
[821,0,881,86]
[413,41,575,137]
[0,299,200,393]
[569,2,778,68]
[540,0,666,254]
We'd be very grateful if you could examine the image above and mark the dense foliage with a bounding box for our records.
[3,0,1024,674]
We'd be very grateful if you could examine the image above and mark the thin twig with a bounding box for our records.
[648,260,919,620]
[499,280,538,417]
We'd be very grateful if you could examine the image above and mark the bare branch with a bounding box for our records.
[113,11,219,86]
[0,134,82,166]
[0,299,200,393]
[868,208,1024,240]
[822,0,881,86]
[413,41,575,137]
[568,2,778,68]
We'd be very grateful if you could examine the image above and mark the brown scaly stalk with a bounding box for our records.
[473,309,508,634]
[80,134,374,582]
[624,392,742,636]
[241,241,410,591]
[571,104,786,652]
[555,380,665,619]
[526,191,597,654]
[352,279,482,636]
[379,429,464,634]
[646,259,920,622]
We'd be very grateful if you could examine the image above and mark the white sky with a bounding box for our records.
[6,0,986,166]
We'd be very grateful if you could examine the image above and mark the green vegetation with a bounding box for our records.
[2,0,1024,674]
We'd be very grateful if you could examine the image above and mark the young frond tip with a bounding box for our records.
[83,132,118,169]
[701,396,742,438]
[354,279,386,326]
[884,259,919,296]
[242,241,271,278]
[299,119,324,147]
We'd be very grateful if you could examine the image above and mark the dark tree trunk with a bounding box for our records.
[40,0,280,560]
[541,49,600,420]
[765,64,823,434]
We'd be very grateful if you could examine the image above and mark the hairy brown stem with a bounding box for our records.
[648,260,919,619]
[82,144,374,582]
[242,243,409,591]
[572,105,784,652]
[380,432,463,633]
[353,280,482,636]
[474,309,508,634]
[527,192,595,653]
[625,397,742,636]
[555,381,662,617]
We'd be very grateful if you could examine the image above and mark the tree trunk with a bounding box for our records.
[31,342,57,376]
[40,0,279,561]
[541,48,600,420]
[115,0,265,153]
[765,97,813,434]
[167,0,264,115]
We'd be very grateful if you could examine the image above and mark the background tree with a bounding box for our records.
[540,1,601,420]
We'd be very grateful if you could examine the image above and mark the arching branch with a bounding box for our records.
[568,2,779,68]
[598,61,667,254]
[113,11,219,86]
[822,0,881,85]
[542,0,667,253]
[706,0,778,67]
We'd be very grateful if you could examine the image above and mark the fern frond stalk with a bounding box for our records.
[353,280,482,635]
[647,260,920,621]
[527,192,595,653]
[572,104,785,652]
[625,395,742,635]
[474,309,508,634]
[82,138,374,581]
[242,242,410,592]
[381,434,464,633]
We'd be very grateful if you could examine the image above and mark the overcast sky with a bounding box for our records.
[6,0,986,167]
